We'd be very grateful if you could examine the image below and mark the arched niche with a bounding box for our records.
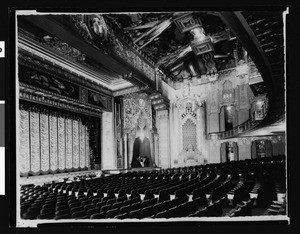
[175,97,204,166]
[128,110,154,168]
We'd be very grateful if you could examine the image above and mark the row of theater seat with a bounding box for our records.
[20,155,286,219]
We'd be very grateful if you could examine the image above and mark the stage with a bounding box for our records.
[101,166,161,175]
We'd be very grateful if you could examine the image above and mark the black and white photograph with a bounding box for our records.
[7,5,291,229]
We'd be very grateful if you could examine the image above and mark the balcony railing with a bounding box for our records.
[208,117,262,140]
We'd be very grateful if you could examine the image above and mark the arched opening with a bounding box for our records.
[224,105,234,131]
[220,141,239,162]
[131,113,152,168]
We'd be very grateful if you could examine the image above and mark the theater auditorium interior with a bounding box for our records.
[15,9,288,226]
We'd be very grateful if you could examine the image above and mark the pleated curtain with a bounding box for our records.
[19,104,92,176]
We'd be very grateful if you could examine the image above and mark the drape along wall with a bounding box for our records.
[19,102,100,176]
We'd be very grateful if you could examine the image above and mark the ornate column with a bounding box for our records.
[123,134,128,169]
[156,109,170,168]
[154,133,159,167]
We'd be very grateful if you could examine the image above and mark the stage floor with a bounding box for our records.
[102,167,161,174]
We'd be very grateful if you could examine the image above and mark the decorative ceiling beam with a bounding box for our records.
[136,18,173,50]
[124,20,160,31]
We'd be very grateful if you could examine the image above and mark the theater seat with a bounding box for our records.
[86,208,100,217]
[90,212,106,219]
[37,212,54,219]
[114,212,128,219]
[144,190,154,201]
[54,213,71,220]
[55,209,70,216]
[129,209,141,219]
[112,202,123,210]
[155,210,168,218]
[105,208,119,218]
[119,205,131,215]
[131,202,141,211]
[100,204,112,214]
[71,206,84,214]
[140,206,153,218]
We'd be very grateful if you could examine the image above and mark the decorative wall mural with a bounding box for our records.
[19,65,79,100]
[88,91,107,109]
[18,52,113,96]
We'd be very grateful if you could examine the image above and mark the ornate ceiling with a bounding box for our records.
[105,12,246,82]
[17,11,284,101]
[17,17,132,91]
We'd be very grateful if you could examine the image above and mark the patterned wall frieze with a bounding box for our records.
[113,86,142,97]
[18,56,113,112]
[79,87,88,103]
[218,67,236,80]
[123,93,153,130]
[42,35,86,62]
[19,64,80,100]
[19,83,103,118]
[18,50,113,96]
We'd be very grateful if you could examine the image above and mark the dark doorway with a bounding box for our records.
[224,105,234,131]
[131,126,152,168]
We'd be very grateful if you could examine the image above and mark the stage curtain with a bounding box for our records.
[19,106,31,175]
[72,119,80,168]
[19,104,94,176]
[40,109,50,172]
[49,112,58,172]
[85,126,90,169]
[65,117,73,169]
[79,121,86,168]
[58,114,66,170]
[29,109,41,173]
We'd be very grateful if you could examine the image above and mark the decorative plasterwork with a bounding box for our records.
[19,83,103,117]
[18,50,112,96]
[123,93,153,131]
[113,86,145,97]
[174,81,205,106]
[111,36,156,82]
[69,14,156,82]
[42,35,86,62]
[18,34,130,92]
